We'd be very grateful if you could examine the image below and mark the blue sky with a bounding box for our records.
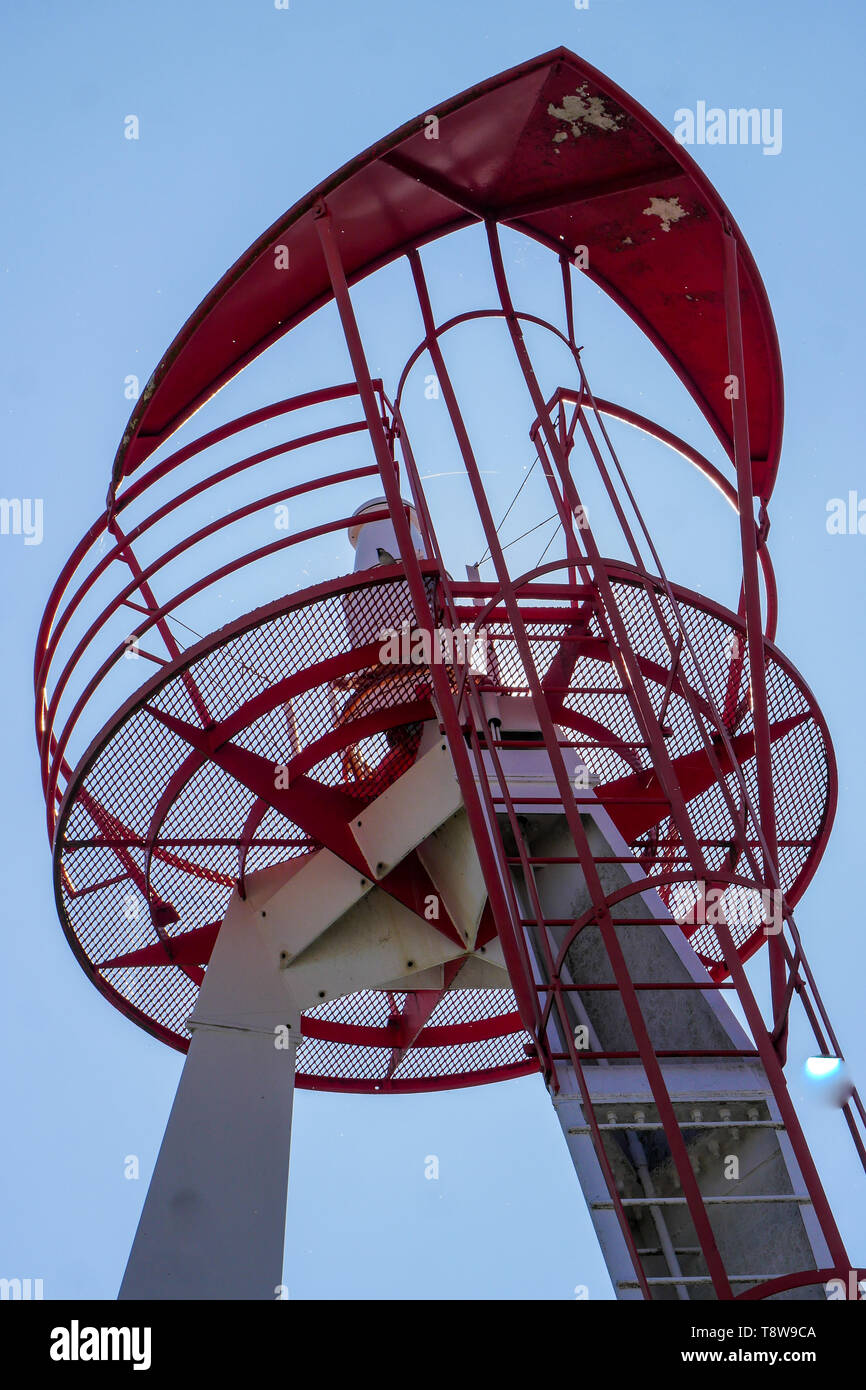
[1,0,864,1300]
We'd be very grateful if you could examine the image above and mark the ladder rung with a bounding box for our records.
[521,917,691,926]
[556,1092,773,1106]
[593,1195,810,1208]
[551,1049,760,1060]
[489,635,596,647]
[495,793,671,805]
[571,917,687,926]
[489,740,590,750]
[484,686,623,696]
[568,1121,783,1133]
[509,855,647,864]
[450,582,596,599]
[540,982,737,991]
[507,795,666,804]
[525,911,695,922]
[637,1247,703,1256]
[618,1275,779,1286]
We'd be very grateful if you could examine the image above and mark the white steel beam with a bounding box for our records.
[118,882,302,1300]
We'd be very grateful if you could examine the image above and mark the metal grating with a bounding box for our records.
[51,569,832,1089]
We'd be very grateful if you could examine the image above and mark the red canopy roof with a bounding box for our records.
[112,47,783,499]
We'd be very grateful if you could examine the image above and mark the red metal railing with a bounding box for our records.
[34,200,864,1293]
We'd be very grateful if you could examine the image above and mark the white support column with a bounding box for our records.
[119,884,302,1301]
[117,740,470,1300]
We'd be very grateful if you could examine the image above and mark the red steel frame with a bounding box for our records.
[35,267,861,1293]
[313,207,863,1296]
[34,49,865,1298]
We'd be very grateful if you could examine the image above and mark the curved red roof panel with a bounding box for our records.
[111,47,783,500]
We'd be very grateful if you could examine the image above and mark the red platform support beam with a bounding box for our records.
[313,201,544,1051]
[722,228,787,1059]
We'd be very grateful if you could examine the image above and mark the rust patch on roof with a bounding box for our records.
[642,194,688,232]
[547,83,625,141]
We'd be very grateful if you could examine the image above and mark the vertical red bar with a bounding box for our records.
[313,203,544,1046]
[721,229,787,1057]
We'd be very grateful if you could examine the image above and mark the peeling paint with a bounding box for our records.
[642,195,688,233]
[547,84,625,141]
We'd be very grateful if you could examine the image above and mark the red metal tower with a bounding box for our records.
[35,48,865,1300]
